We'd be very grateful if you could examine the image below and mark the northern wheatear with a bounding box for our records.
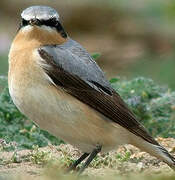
[8,6,175,173]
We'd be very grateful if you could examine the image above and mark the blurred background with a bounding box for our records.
[1,0,175,89]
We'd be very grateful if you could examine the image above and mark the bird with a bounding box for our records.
[8,5,175,174]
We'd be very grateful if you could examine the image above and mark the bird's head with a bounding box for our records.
[19,6,67,39]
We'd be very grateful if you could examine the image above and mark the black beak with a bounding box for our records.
[29,19,41,26]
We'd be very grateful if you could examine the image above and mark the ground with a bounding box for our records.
[0,138,175,180]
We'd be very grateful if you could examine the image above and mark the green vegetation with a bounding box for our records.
[29,145,53,165]
[0,54,8,76]
[0,75,175,151]
[91,53,101,60]
[111,77,175,137]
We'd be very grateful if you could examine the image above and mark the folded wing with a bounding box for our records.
[38,38,159,146]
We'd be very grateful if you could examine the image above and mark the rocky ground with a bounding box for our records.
[0,138,175,180]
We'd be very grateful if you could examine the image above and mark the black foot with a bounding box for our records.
[67,153,89,172]
[78,145,102,175]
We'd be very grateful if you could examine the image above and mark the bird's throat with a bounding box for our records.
[11,25,67,52]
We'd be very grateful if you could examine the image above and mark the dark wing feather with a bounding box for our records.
[38,39,159,146]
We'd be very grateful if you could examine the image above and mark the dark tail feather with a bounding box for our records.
[132,137,175,171]
[157,145,175,171]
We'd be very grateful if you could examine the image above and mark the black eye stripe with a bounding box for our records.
[21,18,58,27]
[20,18,67,38]
[21,19,29,26]
[41,19,57,27]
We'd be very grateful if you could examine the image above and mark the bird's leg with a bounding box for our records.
[67,153,89,172]
[78,145,102,174]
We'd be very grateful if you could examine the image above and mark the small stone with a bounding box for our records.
[137,162,144,171]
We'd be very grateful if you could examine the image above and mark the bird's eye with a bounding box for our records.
[21,19,29,26]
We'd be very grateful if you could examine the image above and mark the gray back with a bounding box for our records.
[40,38,113,94]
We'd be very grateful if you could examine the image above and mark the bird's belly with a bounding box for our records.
[9,79,130,153]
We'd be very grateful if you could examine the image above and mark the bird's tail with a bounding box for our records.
[132,137,175,170]
[153,144,175,170]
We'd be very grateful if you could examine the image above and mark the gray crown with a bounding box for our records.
[21,6,59,21]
